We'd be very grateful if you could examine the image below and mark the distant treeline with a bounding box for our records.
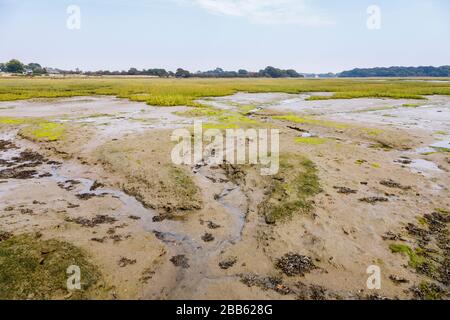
[2,59,449,78]
[0,59,304,78]
[339,66,450,77]
[0,59,47,75]
[84,66,304,78]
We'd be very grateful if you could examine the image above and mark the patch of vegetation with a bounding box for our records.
[19,122,65,141]
[174,107,224,118]
[412,281,446,300]
[202,112,262,130]
[369,141,394,151]
[0,117,32,125]
[354,106,395,113]
[432,146,450,153]
[294,137,328,145]
[1,78,449,107]
[389,244,427,269]
[96,136,202,213]
[0,233,106,300]
[76,113,111,119]
[362,128,384,136]
[237,104,259,115]
[168,165,202,210]
[307,92,425,101]
[402,103,422,108]
[129,117,157,124]
[435,208,449,215]
[273,114,350,130]
[0,117,66,142]
[261,155,321,224]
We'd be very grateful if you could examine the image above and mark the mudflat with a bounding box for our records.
[1,81,449,300]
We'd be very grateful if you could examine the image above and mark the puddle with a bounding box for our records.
[409,159,442,175]
[201,93,450,181]
[0,96,197,151]
[430,139,450,151]
[200,92,422,116]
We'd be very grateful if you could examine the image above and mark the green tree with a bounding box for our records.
[175,68,191,78]
[286,69,301,78]
[238,69,249,76]
[127,68,139,75]
[27,63,47,75]
[5,59,25,73]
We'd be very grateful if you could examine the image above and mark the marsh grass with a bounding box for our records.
[0,233,105,300]
[389,244,428,270]
[261,155,321,224]
[19,122,65,141]
[272,114,350,129]
[1,78,450,107]
[294,137,328,145]
[0,117,66,141]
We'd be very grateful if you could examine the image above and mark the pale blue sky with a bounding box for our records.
[1,0,449,73]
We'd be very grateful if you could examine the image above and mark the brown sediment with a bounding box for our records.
[0,93,449,300]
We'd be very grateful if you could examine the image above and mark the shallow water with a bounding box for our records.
[0,96,200,151]
[200,92,422,116]
[202,92,450,178]
[408,159,442,178]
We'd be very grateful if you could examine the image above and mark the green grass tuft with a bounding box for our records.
[294,137,328,145]
[389,244,427,269]
[262,155,321,224]
[273,114,350,130]
[19,122,65,141]
[0,233,105,300]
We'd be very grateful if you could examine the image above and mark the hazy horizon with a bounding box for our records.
[1,0,449,73]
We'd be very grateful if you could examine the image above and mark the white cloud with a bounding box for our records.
[178,0,334,26]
